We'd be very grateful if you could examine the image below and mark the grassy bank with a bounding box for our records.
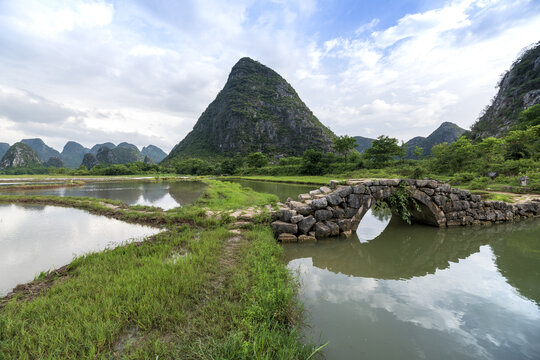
[0,181,314,359]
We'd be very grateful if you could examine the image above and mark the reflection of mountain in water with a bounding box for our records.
[167,181,207,206]
[490,219,540,306]
[283,217,540,287]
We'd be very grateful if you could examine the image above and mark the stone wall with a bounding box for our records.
[271,179,540,243]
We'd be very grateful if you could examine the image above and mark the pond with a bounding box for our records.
[283,209,540,359]
[223,179,315,202]
[1,181,206,210]
[0,204,160,296]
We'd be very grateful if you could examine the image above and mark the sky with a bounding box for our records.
[0,0,539,153]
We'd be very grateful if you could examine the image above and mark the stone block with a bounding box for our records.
[331,207,345,218]
[278,233,297,242]
[298,215,316,234]
[311,197,328,210]
[314,209,333,221]
[309,189,322,196]
[337,219,352,231]
[277,209,295,222]
[290,215,304,224]
[335,186,353,197]
[314,222,331,237]
[298,193,311,201]
[324,221,340,236]
[296,206,313,216]
[352,184,366,194]
[326,193,343,206]
[347,194,362,208]
[319,186,332,194]
[298,235,317,243]
[421,188,435,196]
[329,180,340,189]
[271,221,298,235]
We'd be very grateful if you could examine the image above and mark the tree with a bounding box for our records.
[363,135,403,164]
[246,152,268,168]
[300,149,324,175]
[332,135,358,160]
[413,146,424,159]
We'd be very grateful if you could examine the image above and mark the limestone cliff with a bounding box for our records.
[163,57,335,163]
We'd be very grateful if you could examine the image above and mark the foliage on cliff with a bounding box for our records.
[163,57,335,164]
[0,142,42,169]
[471,41,540,138]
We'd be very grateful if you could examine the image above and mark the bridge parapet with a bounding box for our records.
[271,179,540,242]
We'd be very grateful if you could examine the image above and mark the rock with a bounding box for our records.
[278,233,297,243]
[518,176,530,186]
[296,205,313,216]
[309,189,322,196]
[331,206,345,218]
[298,215,316,234]
[335,186,353,197]
[298,193,311,201]
[329,180,340,189]
[341,230,353,237]
[290,215,304,224]
[487,171,498,179]
[422,188,435,196]
[314,209,333,221]
[277,209,295,222]
[324,221,340,236]
[298,235,317,243]
[347,194,362,208]
[337,219,352,231]
[353,184,365,194]
[326,193,343,206]
[314,222,331,237]
[319,186,332,194]
[311,198,328,210]
[271,221,298,235]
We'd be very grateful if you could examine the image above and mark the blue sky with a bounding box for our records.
[0,0,539,152]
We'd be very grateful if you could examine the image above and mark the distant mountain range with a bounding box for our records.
[404,122,467,158]
[352,122,467,158]
[0,139,167,169]
[353,136,375,153]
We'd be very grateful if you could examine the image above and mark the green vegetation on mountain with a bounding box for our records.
[117,142,139,152]
[81,153,99,169]
[471,41,540,138]
[0,142,42,169]
[43,156,65,168]
[95,146,143,165]
[404,122,467,159]
[353,136,375,153]
[21,138,60,162]
[141,145,167,163]
[90,142,116,155]
[60,141,90,168]
[162,57,335,164]
[0,143,10,160]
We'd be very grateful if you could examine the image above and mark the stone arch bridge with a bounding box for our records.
[271,179,540,242]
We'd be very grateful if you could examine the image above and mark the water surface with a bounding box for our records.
[223,179,315,202]
[0,204,160,296]
[283,210,540,359]
[1,181,206,210]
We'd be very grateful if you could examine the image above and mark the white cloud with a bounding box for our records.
[0,0,539,151]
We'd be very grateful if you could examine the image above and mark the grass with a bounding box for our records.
[220,175,346,185]
[0,180,316,359]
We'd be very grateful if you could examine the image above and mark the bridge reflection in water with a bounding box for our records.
[282,213,540,359]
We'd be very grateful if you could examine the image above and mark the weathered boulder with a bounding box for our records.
[311,198,328,210]
[278,233,297,242]
[298,215,316,234]
[290,215,304,224]
[298,235,317,243]
[271,221,297,235]
[314,222,331,237]
[314,209,333,221]
[326,193,343,206]
[325,221,340,236]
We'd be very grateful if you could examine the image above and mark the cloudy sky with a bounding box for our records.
[1,0,539,153]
